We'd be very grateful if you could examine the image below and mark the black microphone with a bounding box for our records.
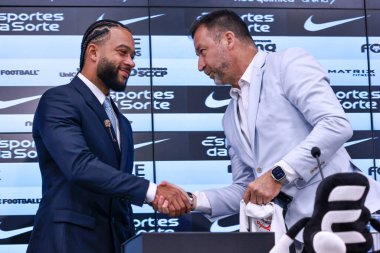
[311,146,324,179]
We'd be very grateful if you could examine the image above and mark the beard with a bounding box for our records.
[209,46,230,85]
[97,57,128,92]
[208,61,230,85]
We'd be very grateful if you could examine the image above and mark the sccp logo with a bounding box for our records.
[0,12,64,32]
[130,68,168,77]
[361,44,380,53]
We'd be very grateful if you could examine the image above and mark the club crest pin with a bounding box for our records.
[104,119,111,128]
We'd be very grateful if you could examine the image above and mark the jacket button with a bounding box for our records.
[256,167,262,173]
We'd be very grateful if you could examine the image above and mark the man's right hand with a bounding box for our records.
[152,181,191,217]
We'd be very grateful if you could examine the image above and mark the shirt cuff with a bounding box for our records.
[145,182,157,203]
[193,191,212,214]
[275,160,299,183]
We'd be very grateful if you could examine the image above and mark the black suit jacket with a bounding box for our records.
[27,76,149,253]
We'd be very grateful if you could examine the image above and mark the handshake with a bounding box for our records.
[151,181,195,217]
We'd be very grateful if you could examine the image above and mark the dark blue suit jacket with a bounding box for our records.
[27,76,149,253]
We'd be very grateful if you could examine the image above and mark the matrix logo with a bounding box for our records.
[328,69,375,77]
[0,12,64,32]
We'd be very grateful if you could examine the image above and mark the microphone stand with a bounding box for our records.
[311,147,324,180]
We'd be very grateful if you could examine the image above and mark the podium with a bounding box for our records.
[122,232,274,253]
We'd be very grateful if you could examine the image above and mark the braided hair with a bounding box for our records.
[79,19,131,71]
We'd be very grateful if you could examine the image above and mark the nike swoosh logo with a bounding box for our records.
[97,14,165,25]
[0,225,33,239]
[0,95,41,109]
[210,220,239,233]
[134,138,169,149]
[344,137,378,147]
[304,15,365,32]
[205,92,231,109]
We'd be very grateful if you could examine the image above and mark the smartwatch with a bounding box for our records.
[187,192,194,207]
[271,166,289,185]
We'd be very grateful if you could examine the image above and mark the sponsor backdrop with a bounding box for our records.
[0,0,378,251]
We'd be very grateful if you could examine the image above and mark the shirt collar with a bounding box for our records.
[239,56,256,86]
[77,73,107,104]
[229,87,240,101]
[229,53,256,101]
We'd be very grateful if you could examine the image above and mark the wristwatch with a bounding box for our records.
[271,166,289,185]
[187,192,194,207]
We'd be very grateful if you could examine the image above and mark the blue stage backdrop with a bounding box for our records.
[0,0,379,252]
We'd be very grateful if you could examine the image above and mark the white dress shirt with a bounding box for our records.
[194,56,299,213]
[77,73,157,203]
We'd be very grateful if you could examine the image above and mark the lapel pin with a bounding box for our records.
[104,119,116,142]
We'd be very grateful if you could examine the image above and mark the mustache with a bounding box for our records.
[120,66,132,72]
[204,67,213,76]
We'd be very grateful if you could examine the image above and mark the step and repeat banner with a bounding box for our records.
[0,0,379,252]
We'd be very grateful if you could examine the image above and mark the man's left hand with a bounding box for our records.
[243,170,282,205]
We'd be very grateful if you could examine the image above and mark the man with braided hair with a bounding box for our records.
[27,20,191,253]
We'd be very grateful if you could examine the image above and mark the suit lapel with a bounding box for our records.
[232,100,252,159]
[71,76,121,159]
[247,51,268,160]
[224,52,268,166]
[115,107,133,174]
[223,100,255,167]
